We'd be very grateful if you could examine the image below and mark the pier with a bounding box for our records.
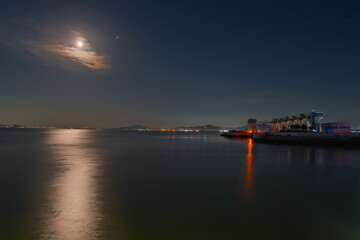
[227,110,360,146]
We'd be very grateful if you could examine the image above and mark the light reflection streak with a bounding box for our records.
[244,138,253,201]
[41,130,102,240]
[336,150,352,166]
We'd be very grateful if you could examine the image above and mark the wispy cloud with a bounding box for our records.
[34,32,110,70]
[0,14,110,70]
[45,43,110,70]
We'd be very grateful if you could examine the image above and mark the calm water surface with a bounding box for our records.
[0,129,359,240]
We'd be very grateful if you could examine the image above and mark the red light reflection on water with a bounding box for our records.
[244,138,253,201]
[336,150,352,166]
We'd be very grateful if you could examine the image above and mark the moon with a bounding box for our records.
[77,41,83,47]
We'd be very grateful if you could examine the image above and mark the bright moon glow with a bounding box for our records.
[77,41,83,47]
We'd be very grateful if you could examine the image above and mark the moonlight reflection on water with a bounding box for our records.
[41,130,102,239]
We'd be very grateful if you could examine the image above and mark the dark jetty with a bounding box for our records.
[253,132,360,147]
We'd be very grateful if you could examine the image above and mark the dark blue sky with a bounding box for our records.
[1,0,360,128]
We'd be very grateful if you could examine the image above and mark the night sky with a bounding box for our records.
[1,1,360,128]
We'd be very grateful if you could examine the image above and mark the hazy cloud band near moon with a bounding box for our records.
[0,14,110,70]
[42,33,110,70]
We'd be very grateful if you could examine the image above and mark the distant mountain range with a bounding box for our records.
[0,123,273,131]
[113,123,272,131]
[111,125,151,130]
[175,124,222,131]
